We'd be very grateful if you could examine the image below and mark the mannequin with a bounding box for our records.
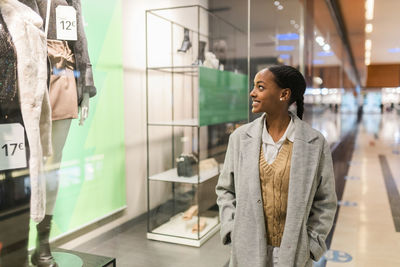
[19,0,97,266]
[0,0,51,266]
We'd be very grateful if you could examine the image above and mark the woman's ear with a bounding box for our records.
[280,88,291,101]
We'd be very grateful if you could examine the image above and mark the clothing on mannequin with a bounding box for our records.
[18,0,96,266]
[0,0,51,266]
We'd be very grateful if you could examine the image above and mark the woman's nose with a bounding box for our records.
[250,88,256,97]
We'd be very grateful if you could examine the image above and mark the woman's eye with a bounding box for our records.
[258,85,264,90]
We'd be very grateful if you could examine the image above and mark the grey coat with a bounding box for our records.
[18,0,96,104]
[216,113,337,267]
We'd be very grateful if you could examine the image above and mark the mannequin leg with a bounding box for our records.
[45,119,72,215]
[31,119,71,267]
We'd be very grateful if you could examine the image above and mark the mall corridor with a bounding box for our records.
[69,108,400,267]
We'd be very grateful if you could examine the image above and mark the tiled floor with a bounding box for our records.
[74,110,400,267]
[75,217,230,267]
[327,112,400,267]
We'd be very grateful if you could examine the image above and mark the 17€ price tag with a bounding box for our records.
[56,6,77,41]
[0,123,27,171]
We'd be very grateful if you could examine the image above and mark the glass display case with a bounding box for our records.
[145,5,248,247]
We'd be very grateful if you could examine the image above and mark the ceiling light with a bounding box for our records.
[278,5,284,10]
[313,59,324,64]
[365,57,371,65]
[276,45,295,51]
[313,77,323,85]
[294,24,299,29]
[388,48,400,53]
[317,51,334,57]
[290,20,296,25]
[323,44,331,51]
[276,33,299,40]
[365,23,373,33]
[365,50,371,57]
[365,0,374,20]
[365,39,372,50]
[279,54,291,59]
[274,1,280,6]
[315,36,324,46]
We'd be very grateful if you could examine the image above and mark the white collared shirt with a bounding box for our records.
[262,115,295,164]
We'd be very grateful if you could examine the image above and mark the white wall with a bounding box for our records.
[61,0,208,249]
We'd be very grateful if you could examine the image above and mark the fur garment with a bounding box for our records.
[0,0,52,223]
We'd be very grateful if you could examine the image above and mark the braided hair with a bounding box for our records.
[268,65,306,119]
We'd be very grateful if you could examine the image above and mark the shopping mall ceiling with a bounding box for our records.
[209,0,400,88]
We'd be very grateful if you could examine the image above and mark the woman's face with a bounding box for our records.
[250,69,288,114]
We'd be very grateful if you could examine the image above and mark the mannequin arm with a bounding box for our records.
[79,92,89,126]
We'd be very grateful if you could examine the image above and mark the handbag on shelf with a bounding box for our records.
[176,153,198,177]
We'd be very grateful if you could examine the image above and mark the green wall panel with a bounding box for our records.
[199,67,248,126]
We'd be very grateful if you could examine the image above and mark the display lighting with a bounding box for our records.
[365,57,371,65]
[323,44,331,51]
[276,45,295,51]
[365,50,371,58]
[317,51,334,57]
[365,39,372,50]
[279,54,291,59]
[365,23,373,33]
[365,0,374,20]
[388,48,400,53]
[315,36,325,46]
[276,33,299,40]
[274,1,280,6]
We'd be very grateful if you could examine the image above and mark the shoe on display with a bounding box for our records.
[177,28,192,53]
[31,215,58,267]
[192,218,207,233]
[183,205,198,221]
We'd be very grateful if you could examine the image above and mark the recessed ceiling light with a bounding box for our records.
[315,36,325,46]
[294,24,299,29]
[323,44,331,51]
[365,0,374,20]
[290,20,296,25]
[365,39,372,50]
[278,5,284,10]
[274,1,280,6]
[365,23,373,33]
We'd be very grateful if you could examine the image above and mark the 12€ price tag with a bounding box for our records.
[56,6,77,41]
[0,123,27,171]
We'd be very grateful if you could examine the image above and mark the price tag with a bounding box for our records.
[56,6,77,41]
[0,123,27,171]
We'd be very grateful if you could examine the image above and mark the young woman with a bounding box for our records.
[216,65,337,267]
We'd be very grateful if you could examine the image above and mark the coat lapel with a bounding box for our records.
[240,115,266,228]
[279,114,320,266]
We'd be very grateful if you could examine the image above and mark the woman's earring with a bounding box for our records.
[280,98,284,101]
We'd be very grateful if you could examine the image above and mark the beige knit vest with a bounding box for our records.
[259,140,293,247]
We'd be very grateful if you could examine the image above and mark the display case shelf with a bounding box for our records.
[147,213,220,247]
[148,119,199,127]
[146,5,247,247]
[149,166,219,184]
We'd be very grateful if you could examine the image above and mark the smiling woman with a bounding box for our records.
[216,65,337,267]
